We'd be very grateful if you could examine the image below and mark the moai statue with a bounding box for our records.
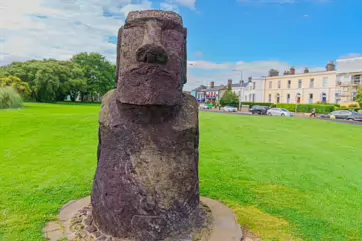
[91,10,200,241]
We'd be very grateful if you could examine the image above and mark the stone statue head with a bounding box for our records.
[116,10,187,106]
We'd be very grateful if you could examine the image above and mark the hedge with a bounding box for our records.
[241,102,276,108]
[276,104,335,114]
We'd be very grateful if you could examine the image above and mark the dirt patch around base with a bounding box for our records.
[43,196,243,241]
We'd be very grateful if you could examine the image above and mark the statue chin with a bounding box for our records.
[116,70,182,106]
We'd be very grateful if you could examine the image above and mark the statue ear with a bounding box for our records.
[182,28,187,85]
[116,27,124,85]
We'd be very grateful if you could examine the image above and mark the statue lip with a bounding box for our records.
[127,64,173,76]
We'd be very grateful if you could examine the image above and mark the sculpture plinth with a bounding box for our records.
[91,10,203,240]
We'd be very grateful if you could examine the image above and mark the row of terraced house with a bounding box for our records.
[190,57,362,105]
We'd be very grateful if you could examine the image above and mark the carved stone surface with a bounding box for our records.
[116,10,187,106]
[91,10,200,241]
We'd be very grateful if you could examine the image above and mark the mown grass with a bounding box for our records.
[1,103,361,240]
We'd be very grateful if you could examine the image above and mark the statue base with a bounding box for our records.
[43,197,243,241]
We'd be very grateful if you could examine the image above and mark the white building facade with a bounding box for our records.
[231,78,265,103]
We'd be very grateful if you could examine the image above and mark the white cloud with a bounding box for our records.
[160,2,179,12]
[166,0,196,10]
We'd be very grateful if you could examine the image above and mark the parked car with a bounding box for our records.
[267,108,294,117]
[223,106,237,112]
[319,110,362,121]
[199,104,208,109]
[250,105,268,115]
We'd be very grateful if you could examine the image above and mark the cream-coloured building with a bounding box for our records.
[264,63,337,104]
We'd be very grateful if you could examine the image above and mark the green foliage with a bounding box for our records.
[242,102,275,108]
[72,52,116,101]
[220,90,239,107]
[348,103,358,108]
[0,87,23,109]
[0,53,115,103]
[357,87,362,107]
[0,75,31,97]
[276,104,335,114]
[63,79,87,102]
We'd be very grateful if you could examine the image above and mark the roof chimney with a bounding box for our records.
[304,68,309,73]
[283,70,290,76]
[248,77,252,83]
[290,67,295,75]
[326,61,336,71]
[240,80,244,84]
[268,69,279,77]
[210,81,214,88]
[227,79,232,90]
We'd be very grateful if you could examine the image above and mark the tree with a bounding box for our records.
[34,67,60,102]
[356,86,362,108]
[72,52,116,102]
[0,76,31,97]
[220,90,239,107]
[63,79,87,102]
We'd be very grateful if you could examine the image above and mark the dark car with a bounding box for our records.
[319,110,362,121]
[250,105,268,115]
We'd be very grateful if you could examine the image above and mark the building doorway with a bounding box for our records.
[296,93,301,103]
[321,93,327,103]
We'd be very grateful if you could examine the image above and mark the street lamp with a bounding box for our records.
[233,69,243,111]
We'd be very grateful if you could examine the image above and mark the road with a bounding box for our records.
[200,109,362,126]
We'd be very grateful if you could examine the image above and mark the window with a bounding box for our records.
[323,77,328,88]
[268,94,271,103]
[298,80,302,88]
[352,75,362,85]
[245,95,248,101]
[276,93,280,104]
[310,78,314,88]
[309,94,313,104]
[269,81,272,88]
[252,94,255,102]
[278,81,281,89]
[253,82,256,90]
[288,80,291,88]
[287,94,290,104]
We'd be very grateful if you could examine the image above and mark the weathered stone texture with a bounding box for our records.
[92,92,200,240]
[91,10,200,241]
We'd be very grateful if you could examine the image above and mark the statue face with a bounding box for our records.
[116,11,187,106]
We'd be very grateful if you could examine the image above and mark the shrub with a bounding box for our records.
[220,90,239,107]
[0,76,31,97]
[348,103,358,108]
[242,102,275,108]
[0,87,23,109]
[276,104,335,114]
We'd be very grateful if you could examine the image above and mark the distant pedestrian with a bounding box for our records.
[310,108,316,118]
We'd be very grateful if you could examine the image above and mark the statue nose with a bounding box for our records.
[136,44,168,64]
[135,21,168,64]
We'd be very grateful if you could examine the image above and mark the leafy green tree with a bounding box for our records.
[34,67,60,102]
[63,79,87,102]
[72,52,116,102]
[220,90,239,107]
[356,86,362,108]
[0,76,31,97]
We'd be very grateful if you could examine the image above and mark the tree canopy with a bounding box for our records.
[0,53,116,103]
[220,90,239,107]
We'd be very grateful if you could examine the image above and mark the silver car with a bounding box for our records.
[267,108,294,117]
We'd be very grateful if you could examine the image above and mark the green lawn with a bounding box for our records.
[1,103,361,241]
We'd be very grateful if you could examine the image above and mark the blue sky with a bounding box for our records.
[1,0,362,90]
